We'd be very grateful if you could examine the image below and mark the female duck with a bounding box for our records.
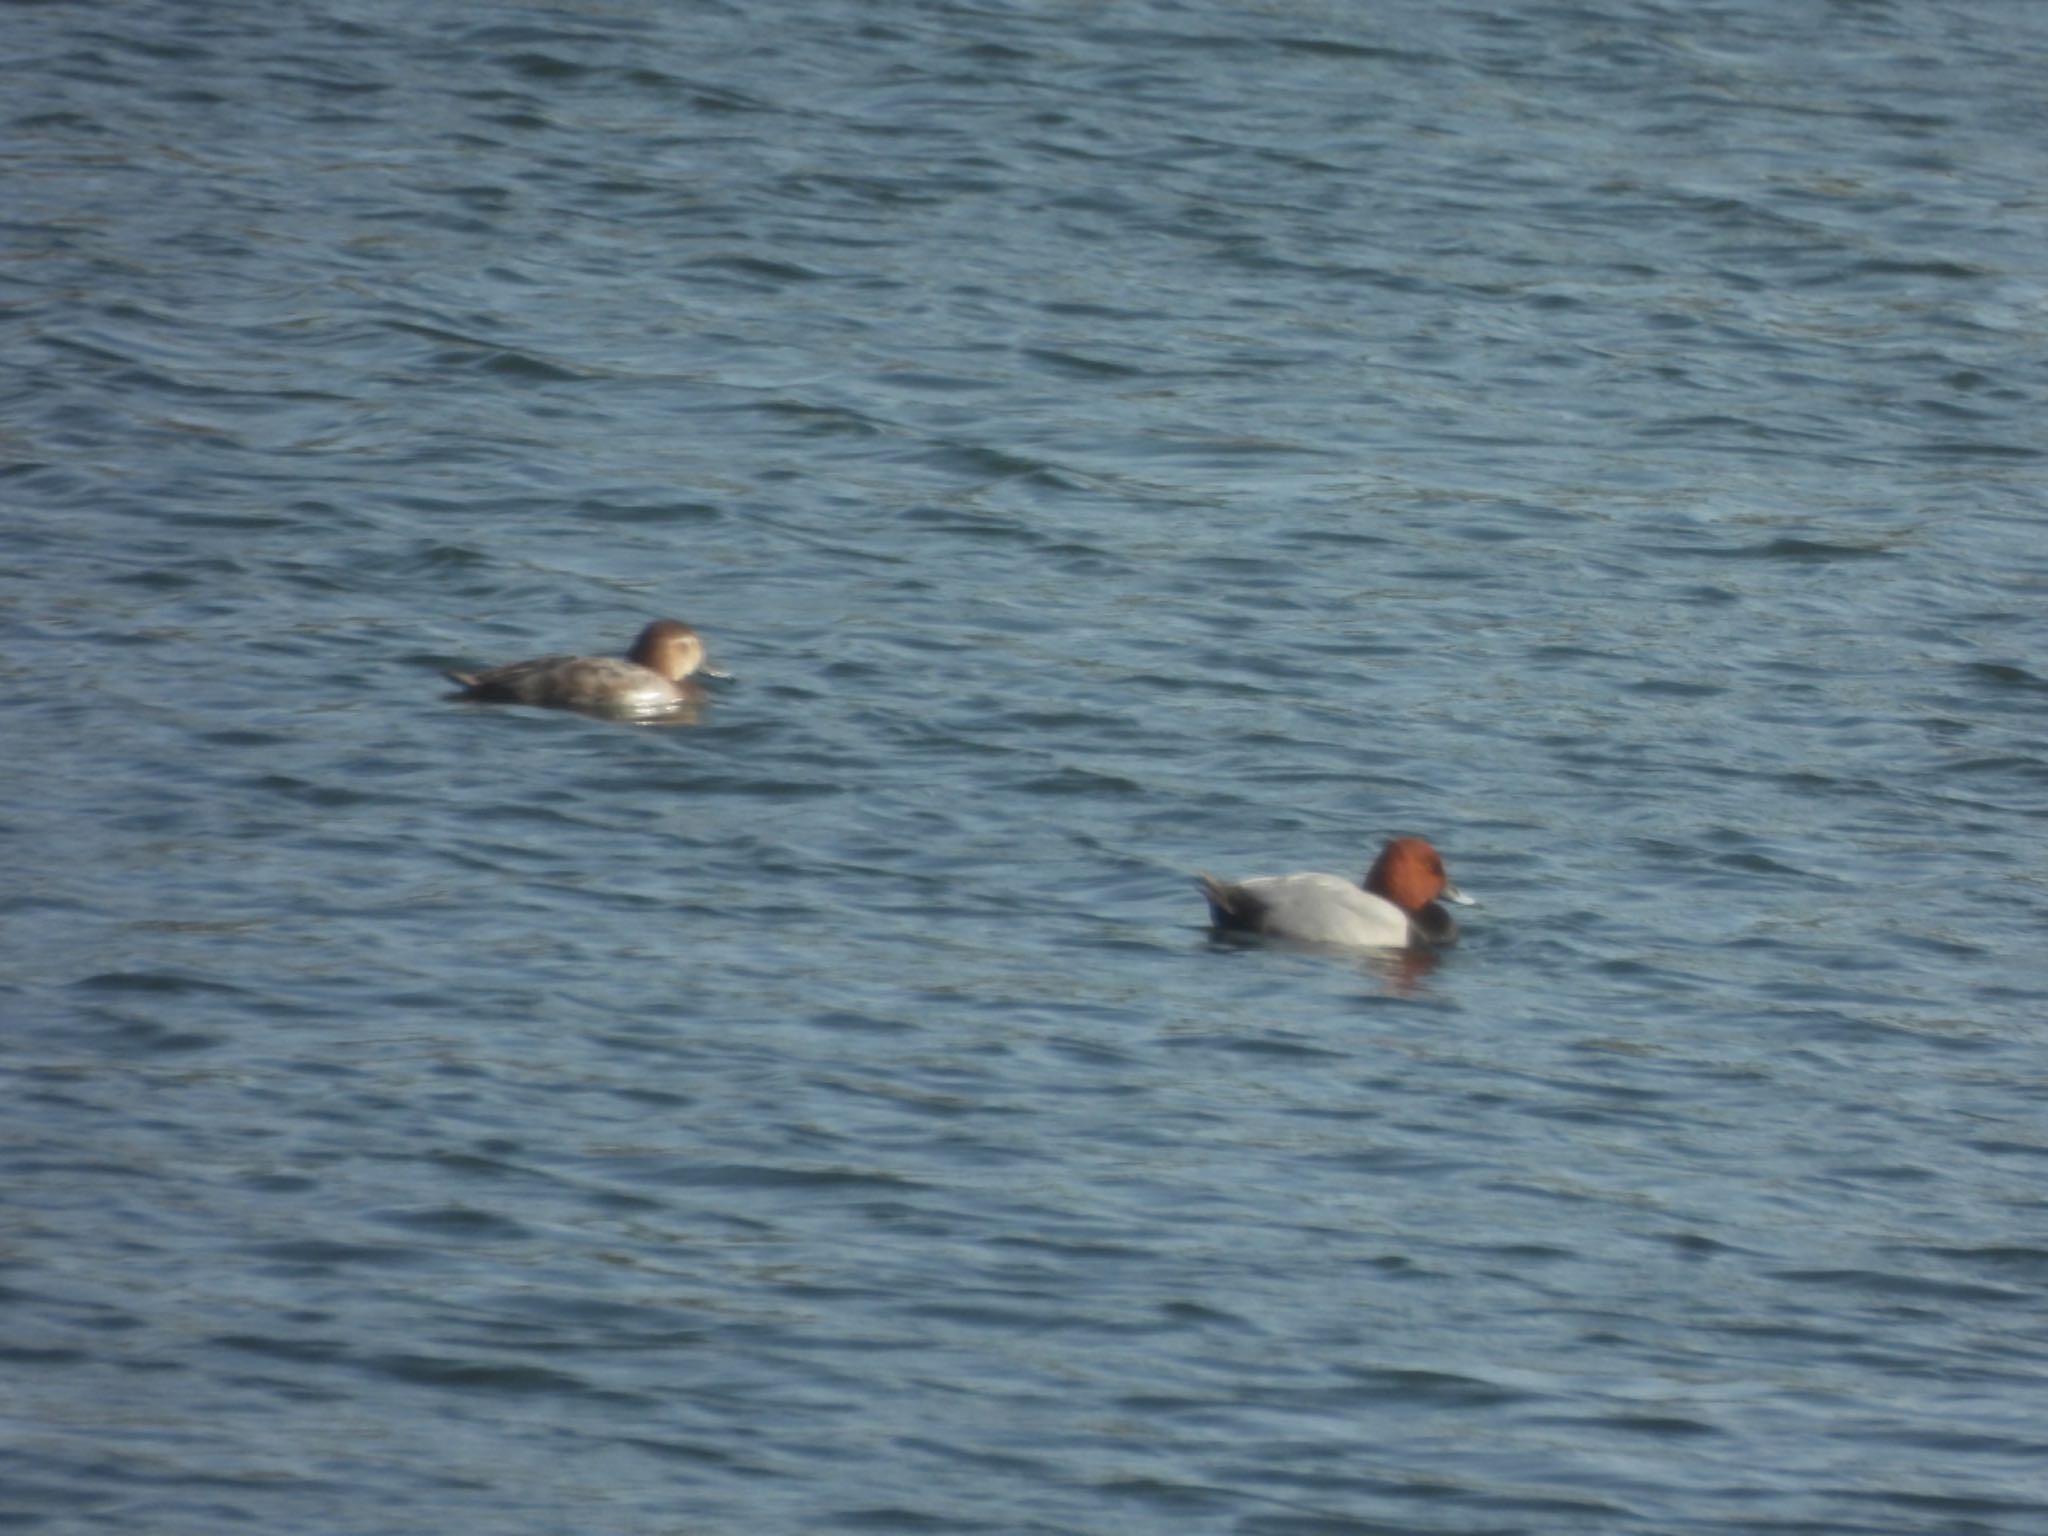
[1199,836,1473,949]
[446,619,725,719]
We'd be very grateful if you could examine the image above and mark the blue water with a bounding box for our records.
[7,2,2048,1531]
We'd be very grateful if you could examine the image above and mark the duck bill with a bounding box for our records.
[1441,882,1476,907]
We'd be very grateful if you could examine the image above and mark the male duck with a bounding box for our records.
[1199,836,1473,949]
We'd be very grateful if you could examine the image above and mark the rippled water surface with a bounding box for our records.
[7,1,2048,1531]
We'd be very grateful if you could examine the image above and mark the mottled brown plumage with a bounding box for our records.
[447,619,725,719]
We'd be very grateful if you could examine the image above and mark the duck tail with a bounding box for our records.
[1197,872,1261,931]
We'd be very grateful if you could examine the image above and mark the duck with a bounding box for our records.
[1198,836,1473,950]
[445,618,726,719]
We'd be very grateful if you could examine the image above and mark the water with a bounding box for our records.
[6,1,2048,1531]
